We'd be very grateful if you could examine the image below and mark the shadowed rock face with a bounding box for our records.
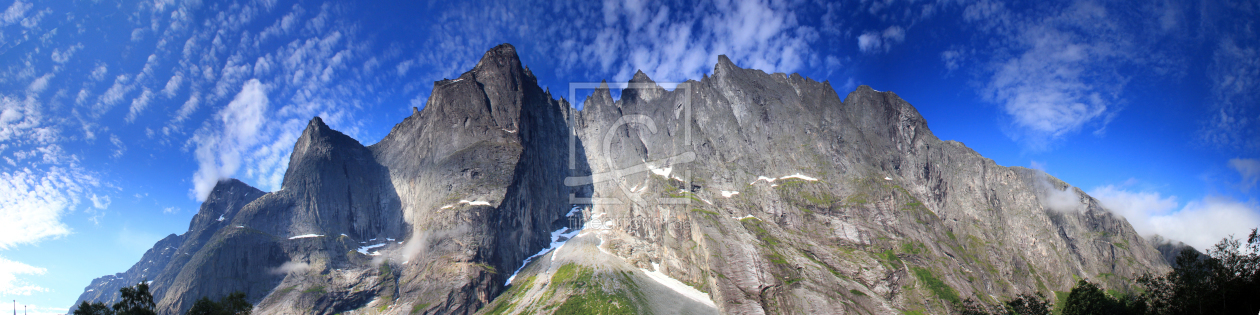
[73,44,1170,315]
[71,44,579,315]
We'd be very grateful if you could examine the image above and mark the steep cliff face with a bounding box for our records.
[73,44,1170,315]
[151,116,414,314]
[355,43,577,314]
[543,55,1170,314]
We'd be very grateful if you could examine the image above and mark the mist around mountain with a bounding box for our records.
[67,44,1254,314]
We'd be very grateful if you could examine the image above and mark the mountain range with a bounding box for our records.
[70,43,1170,315]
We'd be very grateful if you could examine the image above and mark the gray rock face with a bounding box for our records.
[73,44,1171,315]
[1149,235,1199,267]
[567,55,1169,314]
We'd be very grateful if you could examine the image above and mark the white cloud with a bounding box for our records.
[161,72,184,98]
[267,261,309,275]
[0,166,85,249]
[26,73,52,95]
[476,0,823,84]
[1090,185,1179,236]
[1202,38,1260,152]
[162,206,178,214]
[89,64,107,81]
[985,26,1111,142]
[961,1,1135,150]
[1230,158,1260,191]
[857,33,881,53]
[1093,185,1260,251]
[1,1,32,26]
[1028,165,1082,213]
[941,49,964,71]
[170,92,201,126]
[191,79,269,201]
[50,43,82,64]
[110,134,125,158]
[125,88,155,123]
[89,193,110,209]
[395,59,414,76]
[97,74,135,116]
[858,25,906,54]
[0,95,56,147]
[0,256,46,296]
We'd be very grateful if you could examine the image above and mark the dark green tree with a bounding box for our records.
[184,291,252,315]
[955,293,1054,315]
[218,292,252,315]
[1061,280,1126,315]
[72,301,113,315]
[112,282,156,315]
[184,297,223,315]
[1004,293,1051,315]
[1137,228,1260,315]
[956,298,992,315]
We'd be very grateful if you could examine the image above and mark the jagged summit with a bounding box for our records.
[204,178,258,201]
[714,54,738,75]
[630,69,653,83]
[472,43,523,74]
[282,116,367,190]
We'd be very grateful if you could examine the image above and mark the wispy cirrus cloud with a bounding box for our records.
[963,1,1137,150]
[559,0,819,83]
[1230,158,1260,192]
[1202,38,1260,152]
[403,0,822,101]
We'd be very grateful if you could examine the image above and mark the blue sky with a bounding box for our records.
[0,0,1257,313]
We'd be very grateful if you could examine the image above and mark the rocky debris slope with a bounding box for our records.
[478,225,719,315]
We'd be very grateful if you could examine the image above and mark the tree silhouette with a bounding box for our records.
[72,301,112,315]
[112,282,156,315]
[185,291,252,315]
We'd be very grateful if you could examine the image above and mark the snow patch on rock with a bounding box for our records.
[357,243,387,256]
[505,226,580,286]
[641,263,717,308]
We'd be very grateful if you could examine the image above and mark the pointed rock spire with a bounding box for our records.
[623,70,663,103]
[714,54,738,76]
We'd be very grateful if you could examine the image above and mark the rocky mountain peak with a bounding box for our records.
[472,43,523,75]
[204,178,258,201]
[282,116,365,190]
[630,69,654,83]
[190,179,263,231]
[622,70,664,104]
